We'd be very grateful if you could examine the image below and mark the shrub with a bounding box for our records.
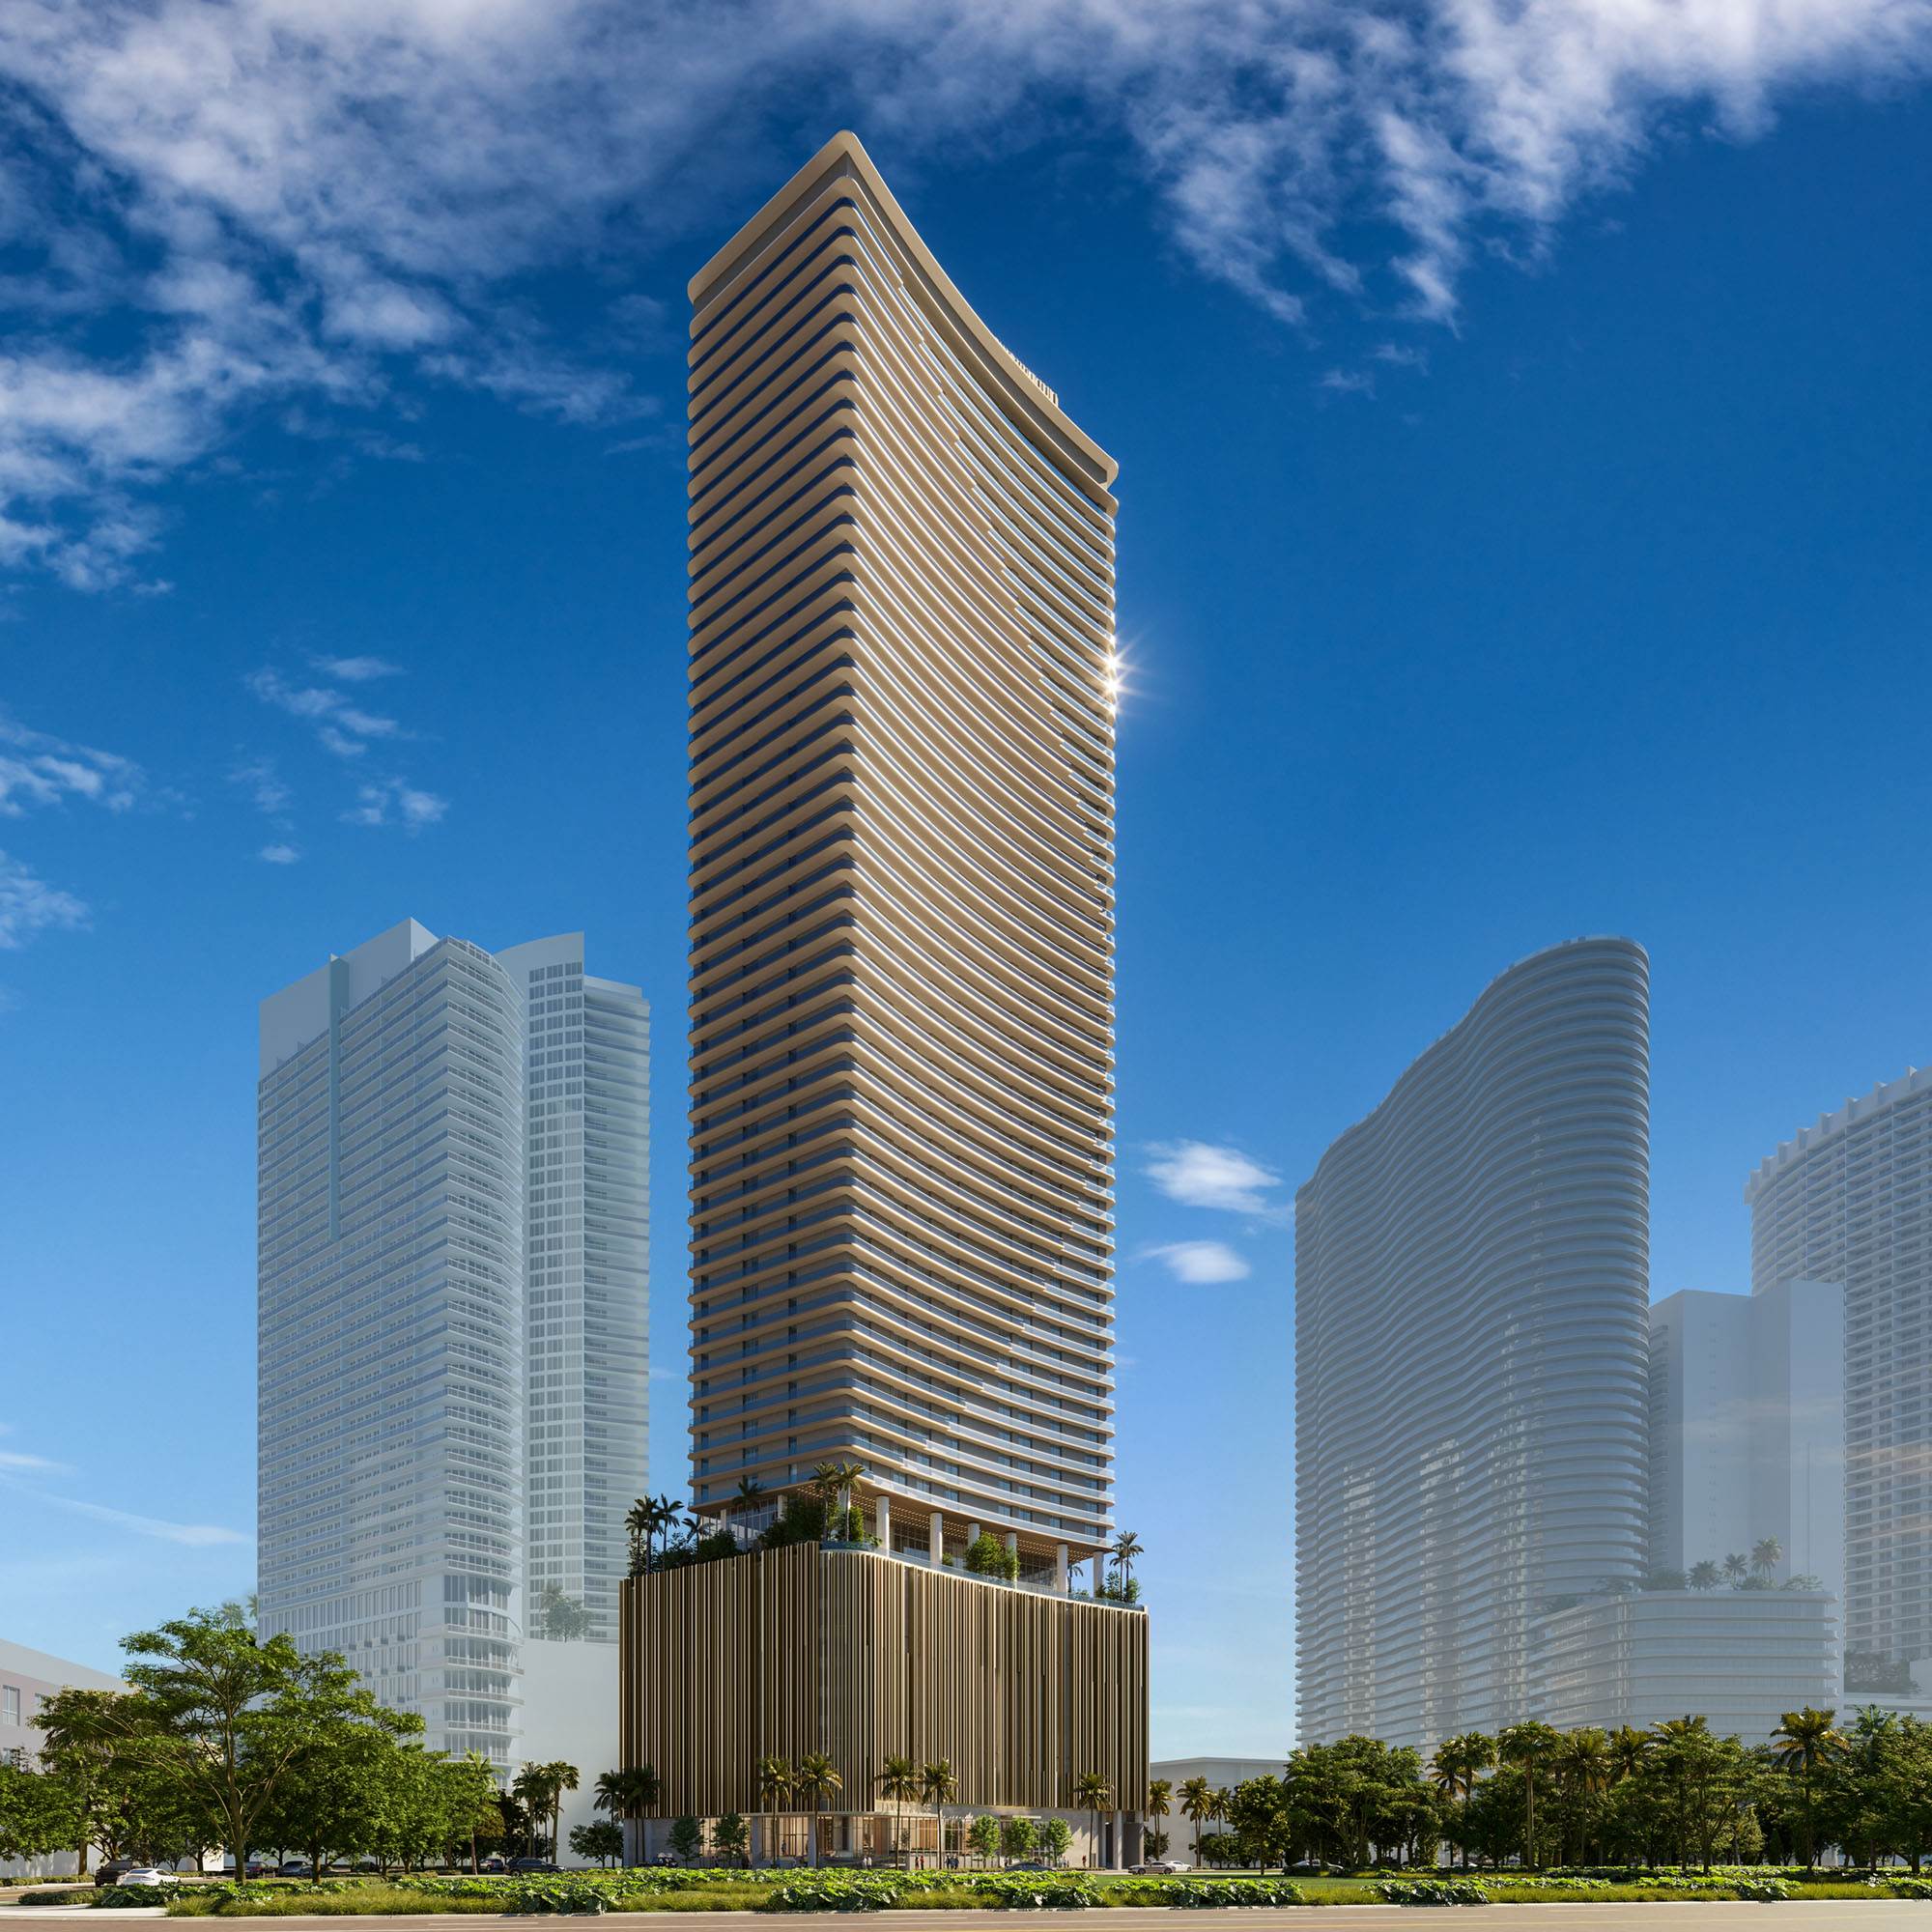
[760,1875,905,1912]
[507,1882,613,1915]
[964,1533,1019,1582]
[1375,1878,1489,1905]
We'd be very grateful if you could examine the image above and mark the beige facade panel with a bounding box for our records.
[684,131,1117,1567]
[619,1545,1147,1818]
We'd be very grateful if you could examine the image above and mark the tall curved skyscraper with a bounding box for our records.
[684,130,1119,1579]
[1294,937,1651,1748]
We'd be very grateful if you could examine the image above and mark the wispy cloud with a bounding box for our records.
[0,849,89,950]
[0,710,146,816]
[246,668,405,756]
[0,0,1924,586]
[258,841,301,865]
[342,777,447,833]
[0,1443,247,1548]
[1144,1238,1252,1285]
[1146,1140,1284,1214]
[311,655,402,683]
[230,754,291,815]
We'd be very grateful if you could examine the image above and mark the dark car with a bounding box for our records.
[505,1858,557,1874]
[94,1861,140,1888]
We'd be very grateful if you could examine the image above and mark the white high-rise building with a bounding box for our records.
[1647,1279,1845,1601]
[257,920,648,1764]
[497,936,650,1646]
[1747,1067,1932,1699]
[1294,937,1652,1749]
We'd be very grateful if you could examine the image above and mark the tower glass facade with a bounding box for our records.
[1747,1067,1932,1685]
[258,920,648,1759]
[683,131,1119,1574]
[1293,937,1652,1748]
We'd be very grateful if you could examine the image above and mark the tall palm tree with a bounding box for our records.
[1497,1720,1559,1868]
[1687,1560,1720,1592]
[795,1751,842,1868]
[1771,1706,1847,1866]
[1074,1772,1112,1869]
[1652,1716,1714,1868]
[593,1764,660,1854]
[533,1761,578,1862]
[876,1756,920,1866]
[1554,1728,1610,1864]
[1752,1536,1784,1583]
[1108,1530,1145,1596]
[733,1477,767,1521]
[1179,1776,1213,1866]
[1720,1551,1748,1586]
[1430,1732,1493,1868]
[812,1460,867,1537]
[920,1759,958,1867]
[1146,1777,1172,1861]
[755,1755,794,1868]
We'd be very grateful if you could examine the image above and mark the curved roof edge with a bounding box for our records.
[1297,935,1650,1193]
[1744,1064,1931,1203]
[688,129,1118,492]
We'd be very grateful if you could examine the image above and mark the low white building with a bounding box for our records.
[1,1637,124,1880]
[1147,1757,1285,1866]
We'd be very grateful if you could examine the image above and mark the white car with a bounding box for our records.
[116,1868,180,1888]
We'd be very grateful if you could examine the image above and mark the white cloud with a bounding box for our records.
[0,1449,75,1475]
[0,848,89,949]
[1145,1139,1283,1213]
[258,840,300,864]
[311,654,402,682]
[0,1448,247,1548]
[343,776,447,832]
[230,753,291,814]
[1145,1238,1252,1284]
[0,0,1922,585]
[246,666,405,755]
[0,709,146,816]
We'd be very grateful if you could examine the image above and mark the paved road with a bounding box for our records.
[4,1907,1930,1931]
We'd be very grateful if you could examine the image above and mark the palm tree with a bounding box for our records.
[1653,1716,1714,1868]
[1108,1530,1145,1596]
[1179,1776,1213,1866]
[593,1765,659,1858]
[1721,1551,1748,1586]
[1497,1720,1559,1868]
[531,1761,578,1862]
[795,1751,842,1868]
[511,1764,555,1857]
[920,1759,958,1867]
[1146,1777,1172,1862]
[733,1477,767,1522]
[1429,1732,1493,1868]
[1074,1772,1112,1869]
[1771,1706,1848,1866]
[625,1498,652,1575]
[1752,1536,1784,1583]
[876,1756,920,1866]
[1687,1560,1720,1591]
[754,1755,794,1868]
[1553,1728,1610,1864]
[1606,1726,1649,1784]
[812,1460,867,1537]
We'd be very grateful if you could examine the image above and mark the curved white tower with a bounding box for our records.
[1294,937,1651,1748]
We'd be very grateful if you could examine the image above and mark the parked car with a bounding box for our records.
[277,1861,314,1878]
[94,1861,140,1887]
[505,1857,557,1874]
[1006,1861,1049,1872]
[1132,1861,1179,1875]
[651,1853,680,1867]
[477,1857,507,1874]
[115,1869,180,1889]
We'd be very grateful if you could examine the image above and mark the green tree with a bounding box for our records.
[31,1688,133,1874]
[1497,1720,1560,1868]
[1721,1552,1748,1586]
[1146,1776,1172,1849]
[1429,1733,1493,1868]
[1001,1813,1038,1863]
[919,1758,957,1866]
[1552,1727,1611,1864]
[592,1764,659,1861]
[569,1819,623,1866]
[1772,1705,1848,1866]
[532,1585,593,1641]
[964,1532,1018,1581]
[1040,1816,1072,1867]
[258,1681,423,1878]
[1074,1771,1111,1868]
[875,1755,919,1864]
[712,1812,750,1867]
[99,1607,374,1883]
[1752,1536,1784,1583]
[0,1760,82,1869]
[796,1751,842,1868]
[967,1812,1000,1862]
[755,1755,794,1867]
[1108,1531,1146,1595]
[1688,1561,1720,1591]
[1223,1774,1293,1870]
[668,1814,703,1864]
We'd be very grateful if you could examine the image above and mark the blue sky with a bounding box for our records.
[2,1,1930,1758]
